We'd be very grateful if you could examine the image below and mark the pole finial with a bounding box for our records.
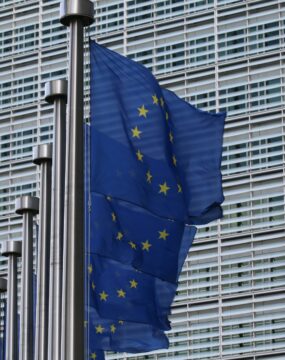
[60,0,94,27]
[1,240,22,257]
[15,196,39,215]
[45,80,68,104]
[33,144,52,165]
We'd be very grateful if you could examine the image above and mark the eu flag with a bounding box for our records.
[86,39,225,354]
[90,40,225,225]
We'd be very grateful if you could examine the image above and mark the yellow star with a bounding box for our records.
[172,155,177,166]
[90,352,97,359]
[177,184,183,193]
[129,241,137,250]
[159,182,170,196]
[169,131,174,143]
[142,240,152,251]
[160,97,164,107]
[110,324,116,334]
[91,282,96,290]
[111,212,116,222]
[138,105,149,118]
[130,279,138,288]
[106,196,112,201]
[99,291,108,301]
[165,112,169,121]
[131,126,142,138]
[118,320,124,325]
[136,149,143,162]
[117,289,126,298]
[95,325,104,334]
[152,94,159,105]
[88,264,92,274]
[159,229,169,240]
[116,231,123,241]
[84,320,88,328]
[146,170,152,183]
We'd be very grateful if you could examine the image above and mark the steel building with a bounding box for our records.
[0,0,285,359]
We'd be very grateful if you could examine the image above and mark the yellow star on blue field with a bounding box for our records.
[169,131,174,143]
[95,325,104,334]
[142,240,152,251]
[165,112,169,121]
[90,352,97,359]
[117,289,126,298]
[110,324,116,334]
[160,97,164,107]
[159,229,169,240]
[84,320,88,328]
[152,94,159,105]
[177,183,183,193]
[92,281,96,290]
[172,155,177,166]
[129,241,137,250]
[88,264,93,274]
[111,212,116,222]
[131,126,142,138]
[138,105,149,118]
[118,320,124,325]
[99,291,108,301]
[159,182,170,196]
[116,231,124,240]
[130,279,138,288]
[146,170,152,183]
[136,149,143,162]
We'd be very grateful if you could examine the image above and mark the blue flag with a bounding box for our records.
[90,40,225,225]
[86,39,225,354]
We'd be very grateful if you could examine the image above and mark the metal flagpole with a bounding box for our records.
[59,1,93,359]
[1,241,21,360]
[33,144,52,360]
[45,80,67,360]
[15,196,39,360]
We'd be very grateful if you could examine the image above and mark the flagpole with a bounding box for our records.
[15,196,39,360]
[1,241,21,360]
[59,1,94,359]
[45,79,67,360]
[33,144,52,360]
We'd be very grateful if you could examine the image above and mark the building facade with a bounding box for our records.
[0,0,285,359]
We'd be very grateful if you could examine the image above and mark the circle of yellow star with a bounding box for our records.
[111,212,116,222]
[138,105,149,118]
[169,131,174,143]
[117,289,126,298]
[95,325,104,334]
[160,97,165,107]
[99,291,108,301]
[165,112,169,121]
[118,320,124,325]
[90,352,97,359]
[88,264,92,274]
[116,231,123,241]
[142,240,152,251]
[159,229,169,240]
[177,184,183,193]
[159,182,170,196]
[152,94,159,105]
[92,281,96,290]
[146,170,152,184]
[110,324,116,334]
[129,241,137,250]
[172,155,177,166]
[136,149,143,162]
[131,126,142,139]
[130,279,138,288]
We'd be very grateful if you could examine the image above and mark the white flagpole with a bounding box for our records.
[1,241,21,360]
[59,1,94,359]
[33,144,52,360]
[45,79,67,360]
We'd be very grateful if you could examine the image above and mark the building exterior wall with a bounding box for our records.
[0,0,284,359]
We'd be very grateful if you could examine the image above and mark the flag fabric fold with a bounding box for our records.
[86,39,225,356]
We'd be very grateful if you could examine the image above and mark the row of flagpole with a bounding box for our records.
[0,1,94,359]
